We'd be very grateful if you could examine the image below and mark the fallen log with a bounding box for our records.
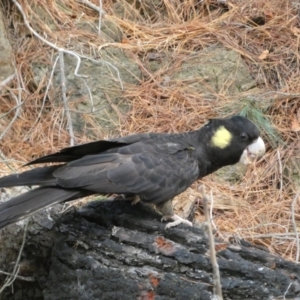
[0,200,299,300]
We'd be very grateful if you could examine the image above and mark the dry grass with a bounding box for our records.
[0,0,299,261]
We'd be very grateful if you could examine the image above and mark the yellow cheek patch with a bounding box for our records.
[211,126,232,149]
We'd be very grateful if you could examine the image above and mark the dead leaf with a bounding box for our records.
[215,243,228,252]
[264,10,274,19]
[258,50,269,60]
[291,117,300,132]
[291,27,300,36]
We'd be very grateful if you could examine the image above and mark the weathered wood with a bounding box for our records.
[0,200,299,300]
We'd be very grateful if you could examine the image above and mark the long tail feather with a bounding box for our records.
[0,166,59,188]
[26,140,128,165]
[0,187,91,228]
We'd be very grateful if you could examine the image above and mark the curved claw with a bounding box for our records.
[164,214,193,229]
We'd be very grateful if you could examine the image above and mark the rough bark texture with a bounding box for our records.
[0,200,300,300]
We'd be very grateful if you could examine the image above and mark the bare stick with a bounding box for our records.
[12,0,88,78]
[277,149,283,199]
[59,51,75,146]
[209,190,218,231]
[261,91,300,98]
[76,0,106,14]
[0,222,29,293]
[0,73,16,88]
[98,0,103,36]
[0,69,24,141]
[12,0,123,89]
[201,185,223,300]
[291,191,300,263]
[283,283,293,299]
[0,152,18,173]
[0,270,35,282]
[24,55,60,140]
[82,78,95,112]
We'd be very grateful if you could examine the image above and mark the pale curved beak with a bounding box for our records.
[239,137,265,165]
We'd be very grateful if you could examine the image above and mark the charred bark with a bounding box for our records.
[0,200,299,300]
